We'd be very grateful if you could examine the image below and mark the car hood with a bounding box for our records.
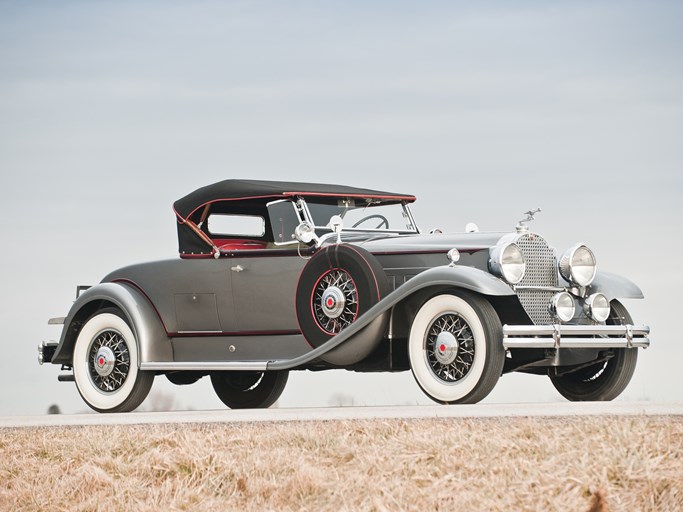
[357,232,508,255]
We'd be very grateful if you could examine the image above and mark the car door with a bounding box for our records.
[229,251,307,333]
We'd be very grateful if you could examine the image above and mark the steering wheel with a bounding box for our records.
[352,214,389,229]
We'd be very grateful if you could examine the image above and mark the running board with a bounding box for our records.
[141,361,268,372]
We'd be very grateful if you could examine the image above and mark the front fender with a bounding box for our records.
[268,265,512,370]
[51,282,172,365]
[404,265,515,297]
[589,271,644,300]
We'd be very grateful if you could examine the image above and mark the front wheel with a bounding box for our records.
[408,292,505,404]
[549,300,638,401]
[73,308,154,413]
[210,371,288,409]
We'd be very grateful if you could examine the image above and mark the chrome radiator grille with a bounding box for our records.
[515,233,558,325]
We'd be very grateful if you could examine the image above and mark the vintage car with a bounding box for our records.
[39,179,650,412]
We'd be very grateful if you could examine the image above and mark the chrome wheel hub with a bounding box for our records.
[321,287,346,319]
[434,331,459,365]
[94,346,116,377]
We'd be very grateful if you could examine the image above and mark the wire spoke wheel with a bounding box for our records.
[73,309,154,413]
[425,313,475,383]
[313,269,359,334]
[87,329,131,392]
[408,292,504,404]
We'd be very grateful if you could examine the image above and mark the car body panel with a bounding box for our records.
[104,259,236,334]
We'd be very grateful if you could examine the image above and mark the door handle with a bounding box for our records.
[231,265,244,272]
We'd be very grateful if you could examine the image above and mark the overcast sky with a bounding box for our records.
[1,1,681,415]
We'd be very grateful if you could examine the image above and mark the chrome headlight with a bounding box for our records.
[584,293,611,322]
[489,243,526,284]
[559,243,597,286]
[549,292,576,323]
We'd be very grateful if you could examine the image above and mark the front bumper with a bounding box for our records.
[502,324,650,350]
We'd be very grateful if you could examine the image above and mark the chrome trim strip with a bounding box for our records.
[176,330,224,335]
[383,267,431,272]
[48,317,65,325]
[141,362,269,371]
[502,324,651,349]
[513,285,565,292]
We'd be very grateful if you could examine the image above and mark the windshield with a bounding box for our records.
[305,200,418,233]
[266,198,419,246]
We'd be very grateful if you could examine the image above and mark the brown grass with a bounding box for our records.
[1,416,681,511]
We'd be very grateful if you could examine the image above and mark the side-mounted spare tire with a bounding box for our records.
[296,244,390,365]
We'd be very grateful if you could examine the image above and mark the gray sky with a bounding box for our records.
[1,0,681,415]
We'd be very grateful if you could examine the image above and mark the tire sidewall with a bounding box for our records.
[409,294,488,403]
[549,299,638,401]
[73,312,141,412]
[211,371,288,409]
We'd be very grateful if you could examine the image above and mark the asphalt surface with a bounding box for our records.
[2,402,682,428]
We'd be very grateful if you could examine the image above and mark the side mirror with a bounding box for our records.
[329,215,343,233]
[294,221,319,245]
[328,215,343,244]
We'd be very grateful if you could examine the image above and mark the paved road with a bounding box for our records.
[2,401,682,428]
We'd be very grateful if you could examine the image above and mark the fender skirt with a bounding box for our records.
[268,265,513,370]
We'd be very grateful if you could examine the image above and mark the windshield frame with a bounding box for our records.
[299,198,420,235]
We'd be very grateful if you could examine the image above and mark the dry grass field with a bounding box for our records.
[1,415,681,511]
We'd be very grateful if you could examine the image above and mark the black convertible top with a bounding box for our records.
[173,179,416,221]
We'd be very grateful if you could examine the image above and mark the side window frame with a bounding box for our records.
[206,213,266,238]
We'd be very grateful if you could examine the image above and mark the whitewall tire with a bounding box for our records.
[73,309,154,413]
[408,292,504,404]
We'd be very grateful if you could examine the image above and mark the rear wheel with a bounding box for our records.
[408,292,505,404]
[549,300,638,401]
[73,308,154,413]
[210,371,288,409]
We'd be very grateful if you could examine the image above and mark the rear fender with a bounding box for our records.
[51,282,172,365]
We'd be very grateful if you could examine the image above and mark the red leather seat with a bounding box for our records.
[213,239,268,251]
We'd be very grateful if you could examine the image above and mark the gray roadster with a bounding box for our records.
[39,180,650,412]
